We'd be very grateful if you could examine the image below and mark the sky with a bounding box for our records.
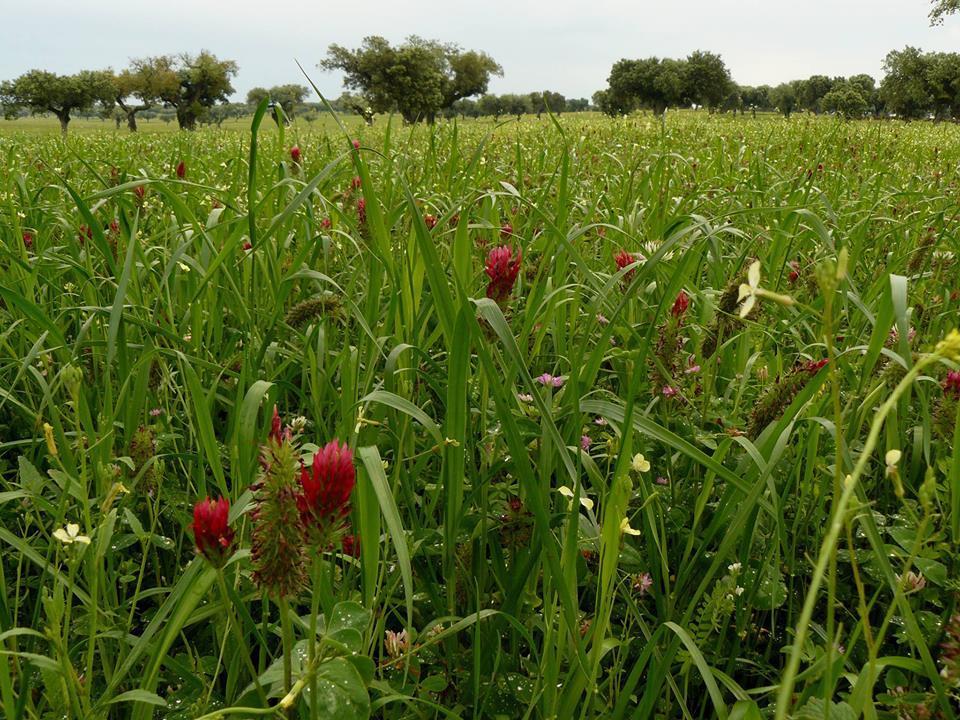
[5,0,960,101]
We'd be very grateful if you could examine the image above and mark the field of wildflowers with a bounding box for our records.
[2,107,960,718]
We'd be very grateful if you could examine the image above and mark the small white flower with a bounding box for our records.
[53,523,90,545]
[631,453,650,473]
[728,562,742,573]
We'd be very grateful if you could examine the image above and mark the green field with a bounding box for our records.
[1,110,959,719]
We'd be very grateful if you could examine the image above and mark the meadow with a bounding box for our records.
[1,108,959,719]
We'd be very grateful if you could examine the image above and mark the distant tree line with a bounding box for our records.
[594,47,960,121]
[0,51,237,135]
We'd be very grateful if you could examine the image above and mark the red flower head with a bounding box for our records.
[299,440,355,545]
[109,219,120,234]
[22,232,33,249]
[424,214,437,230]
[341,533,360,558]
[615,250,636,282]
[78,225,93,244]
[192,496,234,566]
[290,146,301,164]
[500,223,513,239]
[134,185,146,201]
[804,359,829,374]
[352,139,360,150]
[944,371,960,398]
[485,245,522,304]
[671,291,689,318]
[320,217,332,229]
[357,198,367,225]
[350,175,362,191]
[788,260,800,284]
[242,241,253,251]
[176,160,186,179]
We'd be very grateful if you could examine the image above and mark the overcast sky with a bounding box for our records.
[5,0,960,100]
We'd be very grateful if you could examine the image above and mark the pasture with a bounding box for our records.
[1,110,959,718]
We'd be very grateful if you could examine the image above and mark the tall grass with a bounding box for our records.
[1,110,959,718]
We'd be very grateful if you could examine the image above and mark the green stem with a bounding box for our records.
[215,570,268,707]
[278,597,294,702]
[774,353,936,720]
[308,557,322,720]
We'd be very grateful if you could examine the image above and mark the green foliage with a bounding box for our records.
[1,108,960,719]
[0,69,114,133]
[321,35,502,122]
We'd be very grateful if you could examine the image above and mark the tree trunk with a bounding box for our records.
[115,115,122,129]
[176,107,197,131]
[57,112,70,137]
[127,111,138,132]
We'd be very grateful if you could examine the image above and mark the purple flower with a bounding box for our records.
[632,572,653,595]
[661,386,677,397]
[535,373,563,387]
[655,476,669,486]
[594,417,607,426]
[536,373,564,388]
[580,435,592,451]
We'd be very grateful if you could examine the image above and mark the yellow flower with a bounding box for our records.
[631,453,650,473]
[53,523,90,545]
[619,517,641,536]
[936,329,960,362]
[43,423,57,457]
[737,261,762,318]
[558,485,595,511]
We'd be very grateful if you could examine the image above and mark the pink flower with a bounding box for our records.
[943,371,960,397]
[357,198,367,224]
[500,223,513,239]
[594,417,607,426]
[661,386,678,397]
[580,435,592,451]
[804,359,828,374]
[596,314,609,325]
[320,217,332,229]
[536,373,564,388]
[290,146,301,163]
[352,139,360,150]
[655,476,669,485]
[632,572,653,595]
[485,245,522,304]
[22,232,33,249]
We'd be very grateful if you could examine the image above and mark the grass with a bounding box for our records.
[1,108,959,719]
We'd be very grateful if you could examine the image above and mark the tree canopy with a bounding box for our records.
[321,36,502,122]
[1,70,114,135]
